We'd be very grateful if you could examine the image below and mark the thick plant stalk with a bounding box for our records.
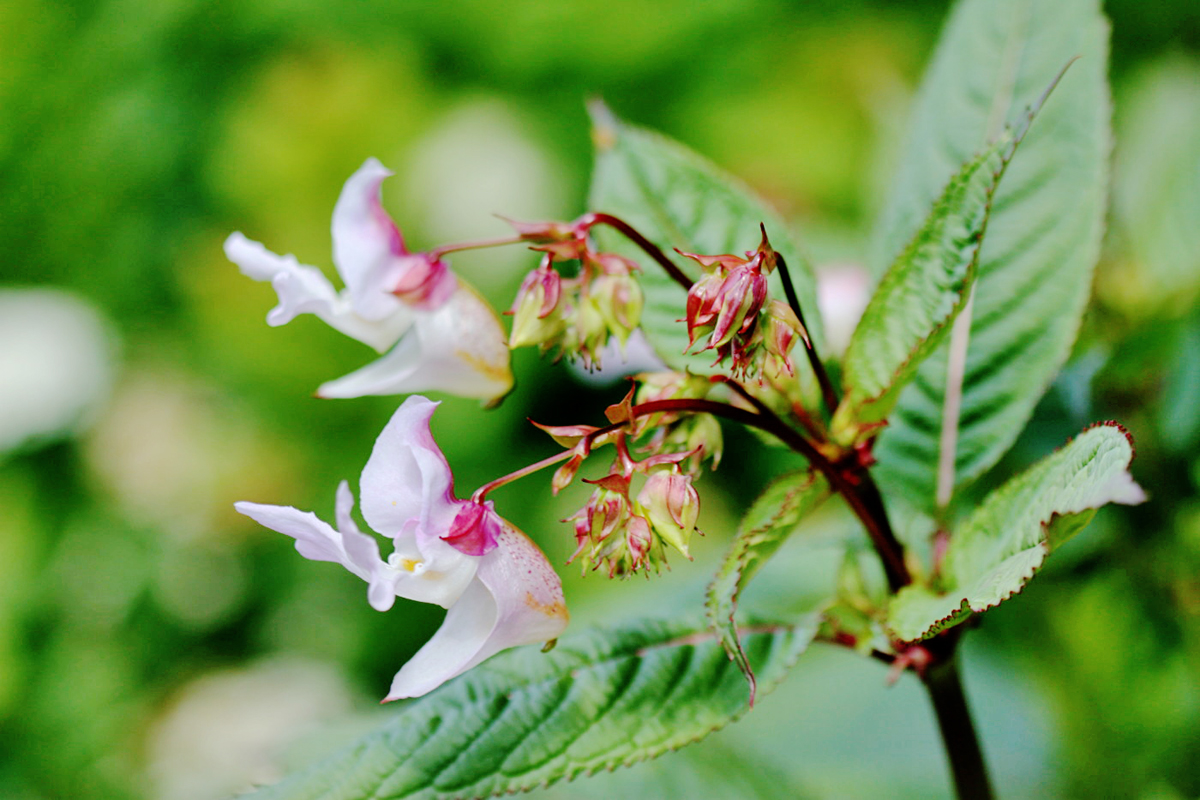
[923,656,995,800]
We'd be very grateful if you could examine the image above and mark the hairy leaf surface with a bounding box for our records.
[886,423,1143,642]
[869,0,1111,513]
[248,618,816,800]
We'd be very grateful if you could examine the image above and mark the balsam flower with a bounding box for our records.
[235,395,567,700]
[225,158,512,403]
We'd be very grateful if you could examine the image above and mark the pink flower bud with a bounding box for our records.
[624,515,654,573]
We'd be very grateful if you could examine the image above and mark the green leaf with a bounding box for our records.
[869,0,1111,513]
[886,423,1144,642]
[833,132,1013,441]
[587,103,824,372]
[706,470,831,701]
[248,617,817,800]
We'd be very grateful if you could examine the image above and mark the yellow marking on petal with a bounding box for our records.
[397,558,422,572]
[457,347,513,384]
[525,592,568,619]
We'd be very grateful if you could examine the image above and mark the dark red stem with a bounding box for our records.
[628,396,910,590]
[583,212,694,291]
[775,252,840,417]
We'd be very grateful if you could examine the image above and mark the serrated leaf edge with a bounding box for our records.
[705,471,826,702]
[884,420,1141,643]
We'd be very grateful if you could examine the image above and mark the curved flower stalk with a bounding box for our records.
[235,396,567,700]
[225,158,512,403]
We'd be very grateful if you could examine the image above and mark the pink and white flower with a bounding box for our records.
[235,395,568,700]
[224,158,512,403]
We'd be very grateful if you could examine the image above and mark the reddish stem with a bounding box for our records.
[775,252,840,418]
[582,212,694,291]
[631,396,910,590]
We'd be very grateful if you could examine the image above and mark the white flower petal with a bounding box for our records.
[333,480,389,587]
[384,579,497,700]
[225,233,340,326]
[357,396,458,538]
[234,500,373,582]
[315,284,513,402]
[383,522,567,700]
[331,158,406,322]
[399,534,479,608]
[224,232,413,352]
[471,524,569,655]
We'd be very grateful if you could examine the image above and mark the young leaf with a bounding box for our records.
[886,423,1144,643]
[587,103,824,371]
[247,617,817,800]
[832,132,1014,444]
[869,0,1111,513]
[706,470,831,702]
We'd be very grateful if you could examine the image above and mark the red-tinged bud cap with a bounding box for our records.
[753,223,779,274]
[442,500,502,556]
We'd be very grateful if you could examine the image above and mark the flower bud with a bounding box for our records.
[567,295,609,365]
[709,264,769,349]
[684,413,723,469]
[636,470,699,558]
[591,273,644,346]
[509,263,565,349]
[761,299,806,376]
[624,515,654,574]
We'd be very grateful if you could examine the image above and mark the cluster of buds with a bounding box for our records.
[506,216,645,367]
[681,224,807,379]
[536,389,704,577]
[633,371,724,474]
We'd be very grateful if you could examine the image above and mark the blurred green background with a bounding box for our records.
[2,1,1198,798]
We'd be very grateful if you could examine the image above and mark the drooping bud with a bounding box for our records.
[683,413,724,469]
[565,484,632,568]
[635,470,700,559]
[761,299,807,376]
[623,514,655,574]
[442,500,502,556]
[591,272,644,346]
[708,264,768,349]
[509,260,565,349]
[677,227,779,368]
[568,295,610,367]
